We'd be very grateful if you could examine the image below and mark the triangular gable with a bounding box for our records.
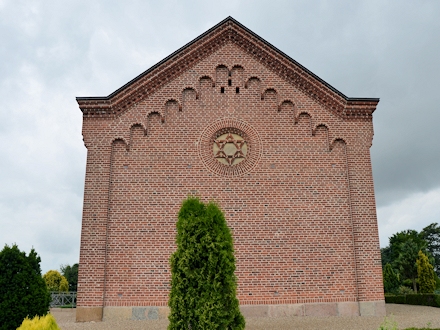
[77,17,378,120]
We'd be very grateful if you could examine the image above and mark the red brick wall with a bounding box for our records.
[77,38,383,309]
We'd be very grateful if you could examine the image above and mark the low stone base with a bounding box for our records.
[240,301,358,318]
[103,306,169,321]
[239,301,385,318]
[76,300,386,321]
[76,307,103,322]
[359,300,386,317]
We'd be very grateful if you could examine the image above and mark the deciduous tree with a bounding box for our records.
[389,230,426,262]
[43,270,69,292]
[381,246,392,268]
[61,263,78,291]
[420,223,440,276]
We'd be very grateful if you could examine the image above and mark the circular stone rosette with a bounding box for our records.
[198,118,262,176]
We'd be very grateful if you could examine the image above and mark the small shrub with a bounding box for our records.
[377,316,398,330]
[17,314,60,330]
[397,285,415,295]
[402,278,418,291]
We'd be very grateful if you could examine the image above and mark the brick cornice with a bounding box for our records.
[77,17,379,120]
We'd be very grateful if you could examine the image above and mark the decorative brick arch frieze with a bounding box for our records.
[198,75,215,87]
[108,85,349,154]
[261,87,278,102]
[244,76,261,89]
[107,115,162,151]
[146,110,165,124]
[278,99,295,112]
[330,137,348,150]
[111,137,129,150]
[198,118,262,176]
[215,63,230,74]
[126,124,148,152]
[215,64,230,88]
[164,98,182,111]
[294,110,312,124]
[231,64,244,70]
[312,123,329,136]
[215,63,230,71]
[230,65,244,86]
[278,99,296,128]
[216,63,230,68]
[87,63,335,148]
[181,87,199,100]
[130,122,147,135]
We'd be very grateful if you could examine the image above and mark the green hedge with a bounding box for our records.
[385,295,406,304]
[385,294,440,307]
[406,294,440,307]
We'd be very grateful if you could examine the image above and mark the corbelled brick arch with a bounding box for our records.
[76,17,384,322]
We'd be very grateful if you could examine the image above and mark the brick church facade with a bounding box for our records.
[76,17,385,321]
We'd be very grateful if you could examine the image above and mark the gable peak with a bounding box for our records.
[77,17,378,120]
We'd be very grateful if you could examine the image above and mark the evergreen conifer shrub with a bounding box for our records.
[383,263,400,293]
[17,314,60,330]
[0,244,50,330]
[417,250,437,293]
[168,197,245,330]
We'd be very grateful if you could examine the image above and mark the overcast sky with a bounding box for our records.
[1,0,439,275]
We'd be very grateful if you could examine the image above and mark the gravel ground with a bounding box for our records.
[52,304,440,330]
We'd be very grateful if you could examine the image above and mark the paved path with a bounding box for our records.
[52,304,440,330]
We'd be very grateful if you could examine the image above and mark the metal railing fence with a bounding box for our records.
[50,291,77,308]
